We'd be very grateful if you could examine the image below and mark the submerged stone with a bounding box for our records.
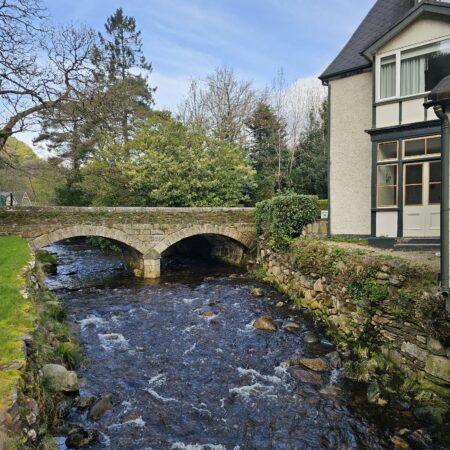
[283,321,300,332]
[88,395,114,421]
[66,425,99,448]
[303,331,319,344]
[254,316,277,331]
[298,358,329,372]
[250,287,264,297]
[367,381,380,404]
[290,367,323,384]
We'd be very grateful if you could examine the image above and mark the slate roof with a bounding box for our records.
[320,0,415,81]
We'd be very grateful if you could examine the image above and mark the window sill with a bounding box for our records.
[375,92,429,106]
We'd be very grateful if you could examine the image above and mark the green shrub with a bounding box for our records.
[255,194,320,248]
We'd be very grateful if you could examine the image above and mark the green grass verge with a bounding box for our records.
[0,236,32,409]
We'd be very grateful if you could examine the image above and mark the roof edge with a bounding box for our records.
[363,2,450,58]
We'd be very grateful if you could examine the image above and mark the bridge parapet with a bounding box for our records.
[0,207,256,278]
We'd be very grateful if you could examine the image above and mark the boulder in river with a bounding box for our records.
[298,358,329,372]
[283,321,300,332]
[88,394,114,421]
[254,316,277,332]
[250,287,264,298]
[75,395,98,411]
[290,367,323,384]
[200,311,215,318]
[66,425,99,448]
[303,332,319,344]
[43,364,79,393]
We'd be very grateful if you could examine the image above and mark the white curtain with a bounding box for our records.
[401,57,425,96]
[380,62,396,99]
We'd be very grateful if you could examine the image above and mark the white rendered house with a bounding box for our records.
[320,0,450,245]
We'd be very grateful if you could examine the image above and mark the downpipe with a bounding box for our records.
[434,105,450,313]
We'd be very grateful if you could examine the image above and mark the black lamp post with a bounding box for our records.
[425,75,450,314]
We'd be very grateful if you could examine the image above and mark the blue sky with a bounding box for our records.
[46,0,375,109]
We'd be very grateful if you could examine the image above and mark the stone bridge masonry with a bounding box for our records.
[0,207,256,278]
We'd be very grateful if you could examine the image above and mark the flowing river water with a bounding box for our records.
[44,240,437,450]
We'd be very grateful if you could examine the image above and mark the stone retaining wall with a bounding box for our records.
[257,242,450,397]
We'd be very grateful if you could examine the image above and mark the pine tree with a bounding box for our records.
[99,8,155,142]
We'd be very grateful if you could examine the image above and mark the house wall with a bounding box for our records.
[375,16,450,128]
[329,72,373,236]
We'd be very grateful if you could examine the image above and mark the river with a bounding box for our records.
[45,240,436,450]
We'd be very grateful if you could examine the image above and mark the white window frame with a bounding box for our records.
[376,34,450,103]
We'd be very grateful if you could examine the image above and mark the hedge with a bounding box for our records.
[255,194,320,248]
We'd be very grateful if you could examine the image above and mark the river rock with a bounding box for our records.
[200,311,215,318]
[427,336,446,356]
[303,331,319,344]
[66,425,99,448]
[43,364,79,393]
[75,395,98,410]
[254,316,277,332]
[250,287,264,297]
[325,351,342,369]
[290,367,323,384]
[276,302,284,308]
[298,358,329,372]
[88,395,114,421]
[313,278,324,292]
[283,321,300,332]
[391,435,410,450]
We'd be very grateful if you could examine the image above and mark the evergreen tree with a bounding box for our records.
[246,101,288,201]
[99,7,155,142]
[292,99,328,198]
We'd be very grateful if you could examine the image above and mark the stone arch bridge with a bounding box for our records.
[0,207,256,278]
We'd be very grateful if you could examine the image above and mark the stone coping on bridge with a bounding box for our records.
[2,206,255,212]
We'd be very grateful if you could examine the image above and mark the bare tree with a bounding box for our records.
[179,66,256,144]
[0,0,96,152]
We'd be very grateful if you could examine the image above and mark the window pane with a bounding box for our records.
[378,142,398,161]
[405,185,422,206]
[380,56,396,99]
[405,164,422,185]
[377,165,397,186]
[429,184,441,204]
[401,56,426,96]
[427,137,441,155]
[405,139,426,157]
[425,40,450,92]
[378,186,397,207]
[430,162,441,183]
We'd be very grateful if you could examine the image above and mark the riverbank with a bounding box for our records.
[256,236,450,442]
[0,236,34,446]
[0,237,83,449]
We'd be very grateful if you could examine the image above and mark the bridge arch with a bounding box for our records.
[152,224,252,256]
[30,225,146,255]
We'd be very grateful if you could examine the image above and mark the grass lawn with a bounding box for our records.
[0,236,32,409]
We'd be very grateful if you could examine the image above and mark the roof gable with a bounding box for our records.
[320,0,415,81]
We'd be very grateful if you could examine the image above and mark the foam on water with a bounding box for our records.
[79,315,106,330]
[237,367,283,384]
[229,383,277,401]
[98,333,128,351]
[108,417,146,429]
[171,444,226,450]
[144,388,179,403]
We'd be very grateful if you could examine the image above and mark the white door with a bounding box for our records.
[403,161,441,237]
